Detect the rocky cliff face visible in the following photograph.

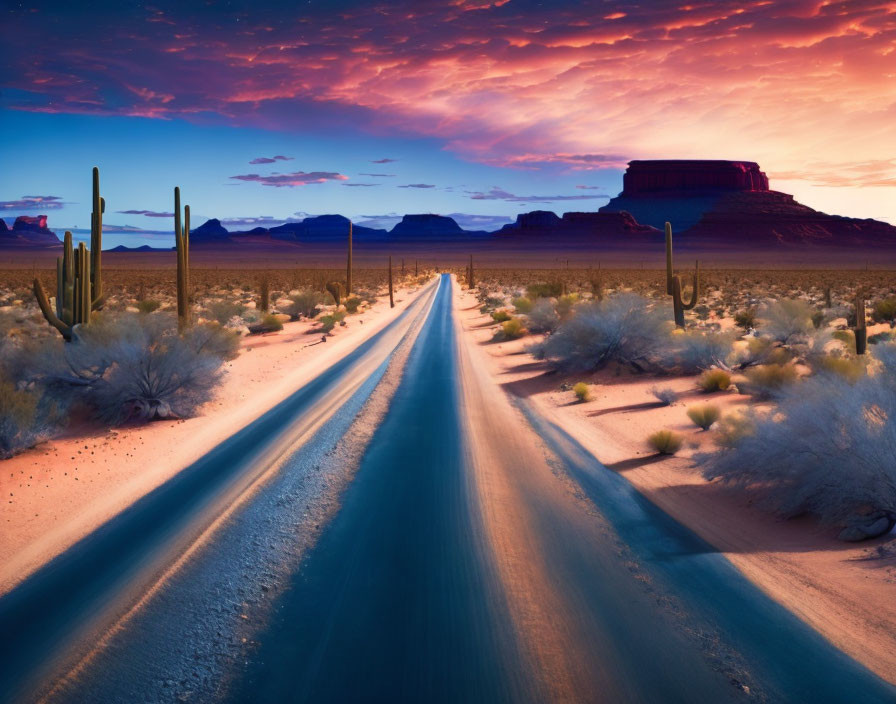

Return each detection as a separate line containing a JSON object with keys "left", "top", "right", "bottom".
{"left": 601, "top": 160, "right": 896, "bottom": 247}
{"left": 0, "top": 215, "right": 61, "bottom": 246}
{"left": 683, "top": 190, "right": 896, "bottom": 247}
{"left": 389, "top": 214, "right": 466, "bottom": 237}
{"left": 622, "top": 160, "right": 769, "bottom": 196}
{"left": 497, "top": 209, "right": 658, "bottom": 238}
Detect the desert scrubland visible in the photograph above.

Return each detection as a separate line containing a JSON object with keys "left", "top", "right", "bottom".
{"left": 455, "top": 262, "right": 896, "bottom": 683}
{"left": 0, "top": 263, "right": 433, "bottom": 593}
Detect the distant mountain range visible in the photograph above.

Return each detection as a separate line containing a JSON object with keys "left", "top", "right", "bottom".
{"left": 4, "top": 161, "right": 895, "bottom": 253}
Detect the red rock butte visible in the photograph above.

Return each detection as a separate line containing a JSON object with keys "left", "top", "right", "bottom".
{"left": 622, "top": 160, "right": 770, "bottom": 196}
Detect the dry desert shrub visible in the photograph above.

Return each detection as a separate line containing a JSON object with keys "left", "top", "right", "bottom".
{"left": 697, "top": 369, "right": 732, "bottom": 392}
{"left": 700, "top": 345, "right": 896, "bottom": 533}
{"left": 648, "top": 430, "right": 682, "bottom": 455}
{"left": 687, "top": 404, "right": 721, "bottom": 431}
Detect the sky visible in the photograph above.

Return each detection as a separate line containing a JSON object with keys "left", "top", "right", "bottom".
{"left": 2, "top": 0, "right": 895, "bottom": 246}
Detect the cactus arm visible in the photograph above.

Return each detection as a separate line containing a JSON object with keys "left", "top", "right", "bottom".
{"left": 56, "top": 256, "right": 63, "bottom": 318}
{"left": 346, "top": 220, "right": 353, "bottom": 295}
{"left": 62, "top": 231, "right": 74, "bottom": 322}
{"left": 681, "top": 260, "right": 700, "bottom": 310}
{"left": 854, "top": 291, "right": 867, "bottom": 355}
{"left": 90, "top": 167, "right": 103, "bottom": 308}
{"left": 175, "top": 188, "right": 192, "bottom": 329}
{"left": 665, "top": 222, "right": 674, "bottom": 295}
{"left": 184, "top": 203, "right": 190, "bottom": 307}
{"left": 671, "top": 276, "right": 686, "bottom": 328}
{"left": 388, "top": 256, "right": 394, "bottom": 308}
{"left": 34, "top": 278, "right": 73, "bottom": 340}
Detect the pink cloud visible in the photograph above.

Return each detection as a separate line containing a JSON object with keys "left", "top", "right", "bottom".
{"left": 4, "top": 0, "right": 896, "bottom": 191}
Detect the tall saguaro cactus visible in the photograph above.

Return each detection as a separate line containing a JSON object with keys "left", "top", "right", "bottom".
{"left": 33, "top": 167, "right": 105, "bottom": 340}
{"left": 388, "top": 255, "right": 394, "bottom": 308}
{"left": 259, "top": 275, "right": 270, "bottom": 313}
{"left": 175, "top": 187, "right": 191, "bottom": 329}
{"left": 854, "top": 291, "right": 867, "bottom": 355}
{"left": 665, "top": 222, "right": 674, "bottom": 296}
{"left": 346, "top": 220, "right": 353, "bottom": 295}
{"left": 89, "top": 166, "right": 104, "bottom": 306}
{"left": 665, "top": 221, "right": 699, "bottom": 327}
{"left": 468, "top": 254, "right": 475, "bottom": 289}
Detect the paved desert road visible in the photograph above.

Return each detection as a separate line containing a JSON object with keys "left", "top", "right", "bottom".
{"left": 227, "top": 275, "right": 894, "bottom": 703}
{"left": 1, "top": 274, "right": 894, "bottom": 703}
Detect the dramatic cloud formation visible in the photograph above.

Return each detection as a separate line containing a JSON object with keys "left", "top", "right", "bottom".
{"left": 4, "top": 0, "right": 896, "bottom": 205}
{"left": 229, "top": 171, "right": 349, "bottom": 187}
{"left": 468, "top": 187, "right": 609, "bottom": 203}
{"left": 1, "top": 195, "right": 66, "bottom": 210}
{"left": 249, "top": 155, "right": 294, "bottom": 164}
{"left": 117, "top": 209, "right": 175, "bottom": 217}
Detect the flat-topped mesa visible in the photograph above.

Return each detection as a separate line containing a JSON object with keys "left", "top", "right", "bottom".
{"left": 622, "top": 160, "right": 769, "bottom": 197}
{"left": 390, "top": 214, "right": 464, "bottom": 237}
{"left": 1, "top": 214, "right": 60, "bottom": 246}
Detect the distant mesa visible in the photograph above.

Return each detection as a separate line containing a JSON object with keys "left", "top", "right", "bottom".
{"left": 621, "top": 160, "right": 770, "bottom": 197}
{"left": 268, "top": 214, "right": 384, "bottom": 241}
{"left": 191, "top": 218, "right": 230, "bottom": 241}
{"left": 107, "top": 244, "right": 169, "bottom": 253}
{"left": 601, "top": 159, "right": 896, "bottom": 246}
{"left": 3, "top": 162, "right": 894, "bottom": 257}
{"left": 390, "top": 214, "right": 467, "bottom": 237}
{"left": 13, "top": 215, "right": 51, "bottom": 232}
{"left": 189, "top": 213, "right": 473, "bottom": 242}
{"left": 0, "top": 214, "right": 61, "bottom": 246}
{"left": 497, "top": 209, "right": 658, "bottom": 238}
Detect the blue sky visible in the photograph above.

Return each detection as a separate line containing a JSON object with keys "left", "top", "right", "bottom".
{"left": 1, "top": 111, "right": 618, "bottom": 246}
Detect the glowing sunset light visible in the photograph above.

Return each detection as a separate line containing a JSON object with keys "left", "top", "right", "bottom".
{"left": 2, "top": 0, "right": 895, "bottom": 229}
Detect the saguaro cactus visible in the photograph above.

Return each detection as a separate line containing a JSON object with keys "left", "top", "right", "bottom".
{"left": 259, "top": 275, "right": 270, "bottom": 313}
{"left": 33, "top": 167, "right": 105, "bottom": 340}
{"left": 468, "top": 254, "right": 475, "bottom": 289}
{"left": 590, "top": 262, "right": 604, "bottom": 301}
{"left": 665, "top": 222, "right": 675, "bottom": 296}
{"left": 854, "top": 291, "right": 867, "bottom": 355}
{"left": 175, "top": 187, "right": 191, "bottom": 329}
{"left": 388, "top": 255, "right": 394, "bottom": 308}
{"left": 665, "top": 221, "right": 699, "bottom": 327}
{"left": 346, "top": 220, "right": 353, "bottom": 295}
{"left": 89, "top": 166, "right": 104, "bottom": 307}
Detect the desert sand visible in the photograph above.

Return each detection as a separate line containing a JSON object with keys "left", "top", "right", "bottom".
{"left": 0, "top": 283, "right": 431, "bottom": 595}
{"left": 455, "top": 284, "right": 896, "bottom": 685}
